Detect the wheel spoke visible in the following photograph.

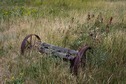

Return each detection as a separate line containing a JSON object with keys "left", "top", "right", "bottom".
{"left": 26, "top": 40, "right": 31, "bottom": 45}
{"left": 26, "top": 41, "right": 31, "bottom": 49}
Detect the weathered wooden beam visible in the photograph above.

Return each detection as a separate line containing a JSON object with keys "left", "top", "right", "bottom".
{"left": 39, "top": 43, "right": 78, "bottom": 55}
{"left": 39, "top": 43, "right": 76, "bottom": 60}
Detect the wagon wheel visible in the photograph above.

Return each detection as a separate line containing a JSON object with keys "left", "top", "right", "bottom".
{"left": 21, "top": 34, "right": 41, "bottom": 55}
{"left": 70, "top": 45, "right": 91, "bottom": 75}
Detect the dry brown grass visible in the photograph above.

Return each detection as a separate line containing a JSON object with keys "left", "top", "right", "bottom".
{"left": 0, "top": 0, "right": 126, "bottom": 83}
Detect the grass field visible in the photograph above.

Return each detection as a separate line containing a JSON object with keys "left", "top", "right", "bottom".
{"left": 0, "top": 0, "right": 126, "bottom": 84}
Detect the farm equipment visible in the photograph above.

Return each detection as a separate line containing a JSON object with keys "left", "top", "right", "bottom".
{"left": 20, "top": 34, "right": 91, "bottom": 75}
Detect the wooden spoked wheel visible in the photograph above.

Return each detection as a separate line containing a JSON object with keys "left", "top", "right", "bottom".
{"left": 21, "top": 34, "right": 41, "bottom": 55}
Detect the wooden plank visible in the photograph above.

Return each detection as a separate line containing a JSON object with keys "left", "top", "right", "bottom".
{"left": 40, "top": 43, "right": 78, "bottom": 55}
{"left": 39, "top": 48, "right": 75, "bottom": 60}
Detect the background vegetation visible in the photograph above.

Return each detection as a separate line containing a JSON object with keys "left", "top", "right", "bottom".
{"left": 0, "top": 0, "right": 126, "bottom": 84}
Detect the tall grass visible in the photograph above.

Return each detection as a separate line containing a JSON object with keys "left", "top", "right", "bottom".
{"left": 0, "top": 0, "right": 126, "bottom": 84}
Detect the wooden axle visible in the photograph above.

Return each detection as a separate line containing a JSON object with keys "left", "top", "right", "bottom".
{"left": 39, "top": 43, "right": 78, "bottom": 60}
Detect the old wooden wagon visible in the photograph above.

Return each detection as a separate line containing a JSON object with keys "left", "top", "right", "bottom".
{"left": 21, "top": 34, "right": 91, "bottom": 75}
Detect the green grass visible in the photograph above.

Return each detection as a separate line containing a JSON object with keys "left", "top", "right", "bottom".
{"left": 0, "top": 0, "right": 126, "bottom": 84}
